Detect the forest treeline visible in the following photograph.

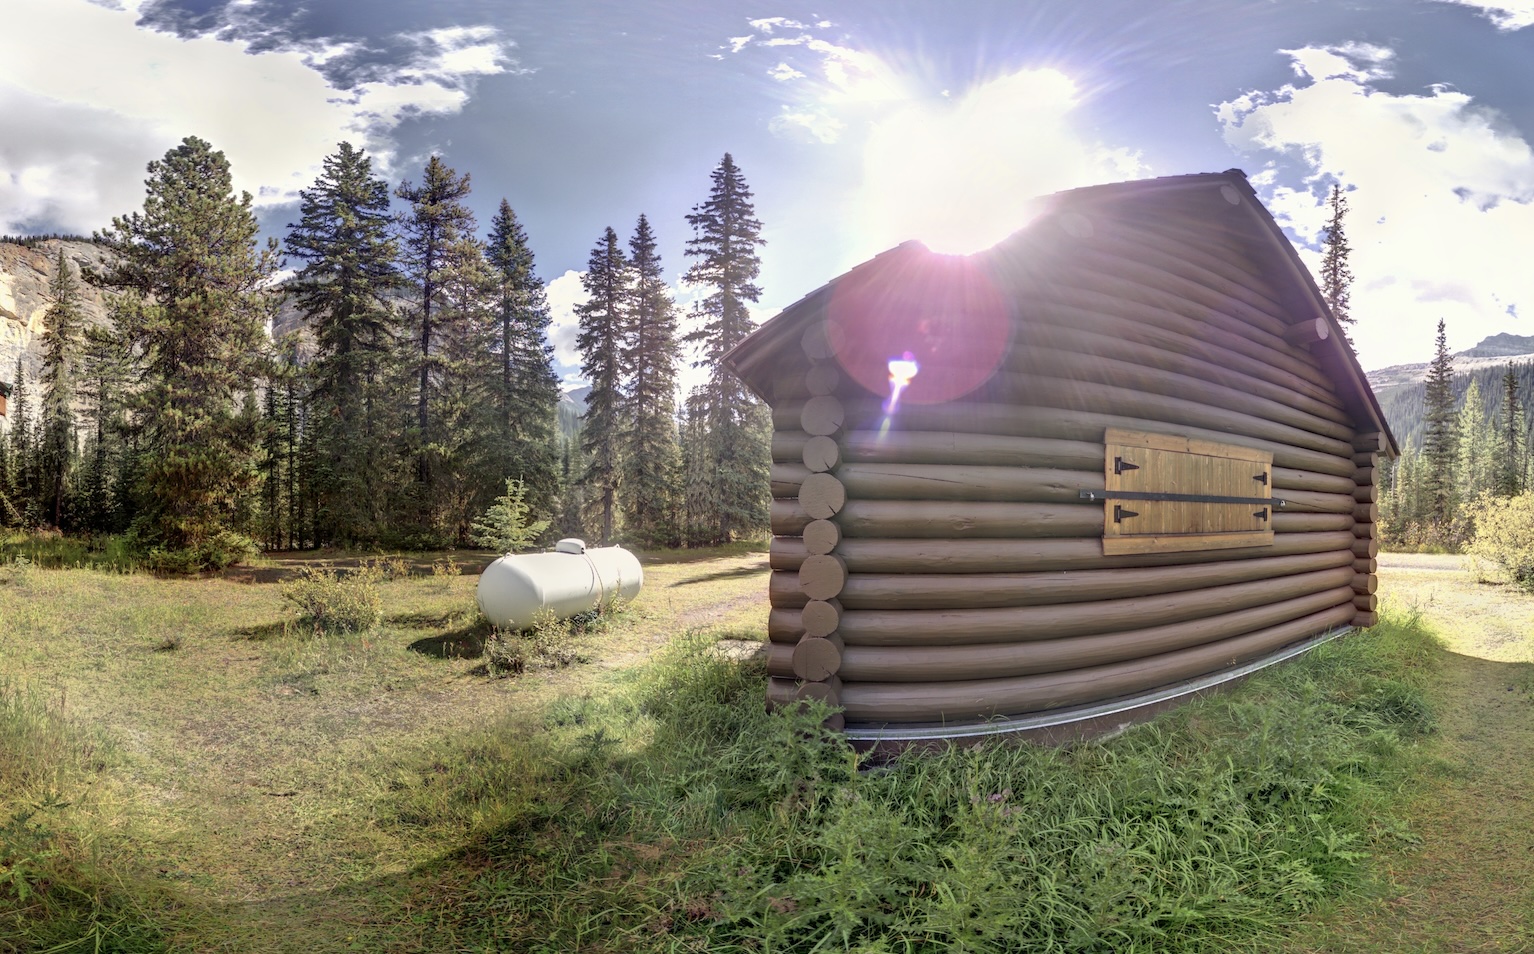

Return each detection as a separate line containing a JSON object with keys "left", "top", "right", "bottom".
{"left": 0, "top": 137, "right": 770, "bottom": 569}
{"left": 1378, "top": 319, "right": 1531, "bottom": 551}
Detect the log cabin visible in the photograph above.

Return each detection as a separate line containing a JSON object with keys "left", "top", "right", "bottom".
{"left": 721, "top": 170, "right": 1397, "bottom": 745}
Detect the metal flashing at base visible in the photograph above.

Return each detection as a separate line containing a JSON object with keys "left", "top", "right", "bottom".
{"left": 842, "top": 625, "right": 1356, "bottom": 743}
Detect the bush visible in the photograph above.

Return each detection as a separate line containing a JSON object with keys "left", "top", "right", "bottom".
{"left": 281, "top": 564, "right": 383, "bottom": 634}
{"left": 137, "top": 528, "right": 257, "bottom": 574}
{"left": 470, "top": 478, "right": 550, "bottom": 554}
{"left": 1464, "top": 492, "right": 1534, "bottom": 589}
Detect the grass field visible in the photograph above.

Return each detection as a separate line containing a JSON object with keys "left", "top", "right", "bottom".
{"left": 1, "top": 544, "right": 1531, "bottom": 952}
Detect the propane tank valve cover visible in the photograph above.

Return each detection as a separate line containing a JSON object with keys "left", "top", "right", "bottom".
{"left": 555, "top": 538, "right": 587, "bottom": 554}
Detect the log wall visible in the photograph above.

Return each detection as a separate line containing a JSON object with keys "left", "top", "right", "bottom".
{"left": 759, "top": 192, "right": 1381, "bottom": 730}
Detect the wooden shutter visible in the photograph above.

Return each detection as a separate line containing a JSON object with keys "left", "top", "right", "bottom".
{"left": 1101, "top": 428, "right": 1274, "bottom": 554}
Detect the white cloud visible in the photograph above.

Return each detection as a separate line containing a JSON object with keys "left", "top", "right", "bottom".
{"left": 0, "top": 0, "right": 516, "bottom": 233}
{"left": 768, "top": 106, "right": 845, "bottom": 143}
{"left": 855, "top": 68, "right": 1147, "bottom": 255}
{"left": 1431, "top": 0, "right": 1534, "bottom": 29}
{"left": 748, "top": 17, "right": 809, "bottom": 33}
{"left": 1218, "top": 43, "right": 1534, "bottom": 370}
{"left": 768, "top": 62, "right": 805, "bottom": 81}
{"left": 545, "top": 269, "right": 585, "bottom": 371}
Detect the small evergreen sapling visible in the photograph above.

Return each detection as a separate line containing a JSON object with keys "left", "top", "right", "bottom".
{"left": 471, "top": 477, "right": 550, "bottom": 554}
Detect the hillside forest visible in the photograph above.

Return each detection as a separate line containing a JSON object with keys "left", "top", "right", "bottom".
{"left": 0, "top": 137, "right": 771, "bottom": 569}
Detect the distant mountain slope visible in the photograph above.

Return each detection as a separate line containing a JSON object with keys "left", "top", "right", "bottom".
{"left": 558, "top": 386, "right": 590, "bottom": 441}
{"left": 1367, "top": 334, "right": 1534, "bottom": 450}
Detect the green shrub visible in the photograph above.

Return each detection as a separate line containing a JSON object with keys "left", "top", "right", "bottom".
{"left": 1464, "top": 492, "right": 1534, "bottom": 589}
{"left": 470, "top": 478, "right": 550, "bottom": 554}
{"left": 138, "top": 528, "right": 257, "bottom": 574}
{"left": 280, "top": 564, "right": 383, "bottom": 634}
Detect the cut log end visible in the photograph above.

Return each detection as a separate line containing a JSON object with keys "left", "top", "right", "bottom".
{"left": 803, "top": 518, "right": 842, "bottom": 555}
{"left": 805, "top": 363, "right": 841, "bottom": 396}
{"left": 1352, "top": 611, "right": 1379, "bottom": 629}
{"left": 793, "top": 634, "right": 845, "bottom": 681}
{"left": 801, "top": 395, "right": 847, "bottom": 437}
{"left": 803, "top": 435, "right": 842, "bottom": 472}
{"left": 801, "top": 598, "right": 843, "bottom": 638}
{"left": 799, "top": 553, "right": 848, "bottom": 601}
{"left": 799, "top": 472, "right": 848, "bottom": 520}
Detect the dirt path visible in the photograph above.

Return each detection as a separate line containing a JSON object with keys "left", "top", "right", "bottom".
{"left": 1286, "top": 554, "right": 1534, "bottom": 953}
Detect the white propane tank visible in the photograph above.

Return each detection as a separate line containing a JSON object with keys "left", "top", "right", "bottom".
{"left": 476, "top": 539, "right": 643, "bottom": 629}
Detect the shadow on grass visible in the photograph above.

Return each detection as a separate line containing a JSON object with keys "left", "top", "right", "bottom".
{"left": 231, "top": 620, "right": 292, "bottom": 641}
{"left": 407, "top": 620, "right": 492, "bottom": 660}
{"left": 668, "top": 561, "right": 770, "bottom": 587}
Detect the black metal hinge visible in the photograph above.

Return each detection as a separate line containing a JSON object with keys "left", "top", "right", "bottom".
{"left": 1114, "top": 456, "right": 1139, "bottom": 475}
{"left": 1082, "top": 490, "right": 1286, "bottom": 508}
{"left": 1113, "top": 505, "right": 1140, "bottom": 523}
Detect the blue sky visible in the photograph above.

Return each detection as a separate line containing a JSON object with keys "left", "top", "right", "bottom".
{"left": 3, "top": 0, "right": 1533, "bottom": 388}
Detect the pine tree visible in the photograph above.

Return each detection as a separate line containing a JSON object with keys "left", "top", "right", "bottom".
{"left": 39, "top": 249, "right": 85, "bottom": 528}
{"left": 1422, "top": 319, "right": 1459, "bottom": 525}
{"left": 284, "top": 141, "right": 403, "bottom": 545}
{"left": 1320, "top": 183, "right": 1355, "bottom": 342}
{"left": 485, "top": 200, "right": 561, "bottom": 519}
{"left": 1456, "top": 378, "right": 1495, "bottom": 502}
{"left": 678, "top": 386, "right": 719, "bottom": 546}
{"left": 682, "top": 153, "right": 771, "bottom": 544}
{"left": 91, "top": 136, "right": 276, "bottom": 568}
{"left": 575, "top": 227, "right": 630, "bottom": 544}
{"left": 620, "top": 214, "right": 682, "bottom": 547}
{"left": 3, "top": 359, "right": 34, "bottom": 527}
{"left": 77, "top": 323, "right": 130, "bottom": 533}
{"left": 1496, "top": 363, "right": 1523, "bottom": 497}
{"left": 396, "top": 156, "right": 482, "bottom": 541}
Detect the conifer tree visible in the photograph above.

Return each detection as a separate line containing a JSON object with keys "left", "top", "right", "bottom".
{"left": 77, "top": 323, "right": 130, "bottom": 533}
{"left": 682, "top": 153, "right": 771, "bottom": 544}
{"left": 678, "top": 386, "right": 719, "bottom": 546}
{"left": 285, "top": 141, "right": 402, "bottom": 545}
{"left": 92, "top": 136, "right": 276, "bottom": 568}
{"left": 39, "top": 250, "right": 85, "bottom": 528}
{"left": 1422, "top": 319, "right": 1459, "bottom": 525}
{"left": 575, "top": 227, "right": 630, "bottom": 544}
{"left": 396, "top": 156, "right": 483, "bottom": 540}
{"left": 1496, "top": 363, "right": 1523, "bottom": 497}
{"left": 1456, "top": 379, "right": 1495, "bottom": 502}
{"left": 1320, "top": 183, "right": 1354, "bottom": 343}
{"left": 3, "top": 359, "right": 34, "bottom": 526}
{"left": 620, "top": 213, "right": 682, "bottom": 546}
{"left": 485, "top": 200, "right": 561, "bottom": 518}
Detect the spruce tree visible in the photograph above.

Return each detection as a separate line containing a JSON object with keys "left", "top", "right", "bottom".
{"left": 396, "top": 156, "right": 480, "bottom": 540}
{"left": 1456, "top": 379, "right": 1495, "bottom": 502}
{"left": 3, "top": 359, "right": 33, "bottom": 527}
{"left": 1320, "top": 183, "right": 1355, "bottom": 343}
{"left": 284, "top": 141, "right": 402, "bottom": 545}
{"left": 575, "top": 227, "right": 630, "bottom": 544}
{"left": 682, "top": 153, "right": 771, "bottom": 544}
{"left": 620, "top": 214, "right": 682, "bottom": 547}
{"left": 77, "top": 323, "right": 130, "bottom": 533}
{"left": 92, "top": 136, "right": 276, "bottom": 568}
{"left": 1496, "top": 363, "right": 1523, "bottom": 497}
{"left": 485, "top": 200, "right": 561, "bottom": 519}
{"left": 1422, "top": 319, "right": 1459, "bottom": 525}
{"left": 39, "top": 249, "right": 85, "bottom": 528}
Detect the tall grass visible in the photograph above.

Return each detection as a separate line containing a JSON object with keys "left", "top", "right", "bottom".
{"left": 0, "top": 680, "right": 169, "bottom": 953}
{"left": 394, "top": 611, "right": 1437, "bottom": 953}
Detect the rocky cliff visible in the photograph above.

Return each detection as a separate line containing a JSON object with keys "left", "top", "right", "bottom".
{"left": 0, "top": 240, "right": 116, "bottom": 407}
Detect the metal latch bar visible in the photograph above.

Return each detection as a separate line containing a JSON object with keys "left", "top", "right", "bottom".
{"left": 1081, "top": 490, "right": 1286, "bottom": 508}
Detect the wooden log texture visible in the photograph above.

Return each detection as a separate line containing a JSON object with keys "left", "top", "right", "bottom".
{"left": 765, "top": 676, "right": 799, "bottom": 709}
{"left": 772, "top": 497, "right": 812, "bottom": 536}
{"left": 1003, "top": 314, "right": 1350, "bottom": 425}
{"left": 803, "top": 519, "right": 841, "bottom": 554}
{"left": 799, "top": 473, "right": 847, "bottom": 519}
{"left": 806, "top": 401, "right": 1358, "bottom": 478}
{"left": 1352, "top": 452, "right": 1379, "bottom": 469}
{"left": 770, "top": 536, "right": 808, "bottom": 571}
{"left": 799, "top": 554, "right": 848, "bottom": 602}
{"left": 837, "top": 430, "right": 1103, "bottom": 470}
{"left": 1273, "top": 489, "right": 1358, "bottom": 514}
{"left": 773, "top": 430, "right": 810, "bottom": 463}
{"left": 833, "top": 550, "right": 1353, "bottom": 611}
{"left": 1354, "top": 558, "right": 1377, "bottom": 574}
{"left": 801, "top": 599, "right": 842, "bottom": 638}
{"left": 1352, "top": 482, "right": 1379, "bottom": 504}
{"left": 767, "top": 640, "right": 795, "bottom": 679}
{"left": 1354, "top": 593, "right": 1378, "bottom": 612}
{"left": 1352, "top": 573, "right": 1377, "bottom": 595}
{"left": 1352, "top": 537, "right": 1380, "bottom": 559}
{"left": 1352, "top": 432, "right": 1386, "bottom": 453}
{"left": 803, "top": 435, "right": 841, "bottom": 472}
{"left": 793, "top": 634, "right": 845, "bottom": 681}
{"left": 823, "top": 500, "right": 1350, "bottom": 540}
{"left": 805, "top": 362, "right": 841, "bottom": 396}
{"left": 1354, "top": 467, "right": 1377, "bottom": 487}
{"left": 1015, "top": 291, "right": 1343, "bottom": 411}
{"left": 996, "top": 347, "right": 1354, "bottom": 443}
{"left": 800, "top": 395, "right": 845, "bottom": 437}
{"left": 834, "top": 566, "right": 1355, "bottom": 646}
{"left": 1352, "top": 611, "right": 1379, "bottom": 628}
{"left": 838, "top": 586, "right": 1354, "bottom": 682}
{"left": 1354, "top": 502, "right": 1379, "bottom": 524}
{"left": 796, "top": 675, "right": 842, "bottom": 704}
{"left": 833, "top": 530, "right": 1357, "bottom": 574}
{"left": 838, "top": 463, "right": 1100, "bottom": 503}
{"left": 1282, "top": 315, "right": 1331, "bottom": 347}
{"left": 771, "top": 462, "right": 810, "bottom": 498}
{"left": 838, "top": 604, "right": 1357, "bottom": 723}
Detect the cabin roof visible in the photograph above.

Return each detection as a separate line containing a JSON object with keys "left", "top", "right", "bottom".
{"left": 724, "top": 170, "right": 1397, "bottom": 457}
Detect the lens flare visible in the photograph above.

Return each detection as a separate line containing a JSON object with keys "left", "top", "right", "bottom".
{"left": 885, "top": 352, "right": 919, "bottom": 414}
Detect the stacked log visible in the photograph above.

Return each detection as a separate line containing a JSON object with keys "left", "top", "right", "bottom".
{"left": 752, "top": 186, "right": 1384, "bottom": 730}
{"left": 1351, "top": 433, "right": 1383, "bottom": 627}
